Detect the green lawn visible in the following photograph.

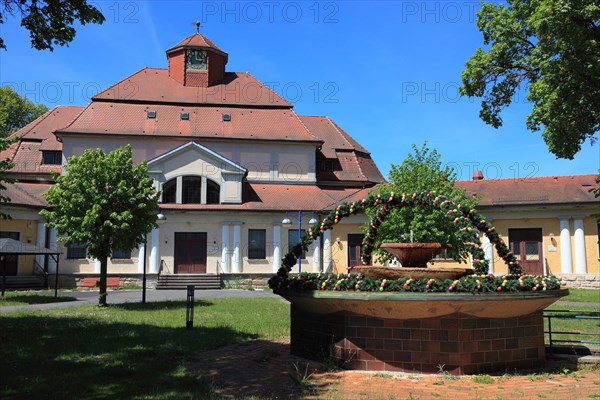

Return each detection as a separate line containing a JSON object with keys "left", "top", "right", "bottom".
{"left": 544, "top": 304, "right": 600, "bottom": 346}
{"left": 0, "top": 291, "right": 77, "bottom": 306}
{"left": 0, "top": 298, "right": 290, "bottom": 399}
{"left": 561, "top": 289, "right": 600, "bottom": 303}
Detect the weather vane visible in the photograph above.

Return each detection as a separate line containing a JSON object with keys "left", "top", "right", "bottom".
{"left": 193, "top": 21, "right": 200, "bottom": 33}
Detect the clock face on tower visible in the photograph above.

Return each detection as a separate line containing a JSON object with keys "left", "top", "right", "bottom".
{"left": 186, "top": 50, "right": 208, "bottom": 70}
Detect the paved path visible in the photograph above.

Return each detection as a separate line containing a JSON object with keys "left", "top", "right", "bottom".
{"left": 2, "top": 291, "right": 597, "bottom": 314}
{"left": 3, "top": 290, "right": 599, "bottom": 398}
{"left": 0, "top": 288, "right": 278, "bottom": 313}
{"left": 188, "top": 339, "right": 600, "bottom": 399}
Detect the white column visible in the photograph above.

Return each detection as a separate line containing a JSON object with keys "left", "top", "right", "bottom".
{"left": 175, "top": 176, "right": 183, "bottom": 204}
{"left": 201, "top": 176, "right": 207, "bottom": 204}
{"left": 221, "top": 224, "right": 230, "bottom": 273}
{"left": 35, "top": 221, "right": 46, "bottom": 269}
{"left": 232, "top": 223, "right": 241, "bottom": 273}
{"left": 137, "top": 242, "right": 146, "bottom": 273}
{"left": 47, "top": 228, "right": 58, "bottom": 274}
{"left": 94, "top": 259, "right": 101, "bottom": 274}
{"left": 482, "top": 234, "right": 494, "bottom": 274}
{"left": 273, "top": 224, "right": 281, "bottom": 273}
{"left": 312, "top": 236, "right": 321, "bottom": 272}
{"left": 149, "top": 227, "right": 159, "bottom": 273}
{"left": 559, "top": 218, "right": 573, "bottom": 274}
{"left": 573, "top": 218, "right": 587, "bottom": 274}
{"left": 323, "top": 230, "right": 332, "bottom": 272}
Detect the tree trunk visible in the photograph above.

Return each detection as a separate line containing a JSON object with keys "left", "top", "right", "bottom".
{"left": 98, "top": 255, "right": 108, "bottom": 307}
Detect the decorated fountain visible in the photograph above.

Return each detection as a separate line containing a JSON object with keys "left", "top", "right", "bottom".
{"left": 269, "top": 191, "right": 567, "bottom": 375}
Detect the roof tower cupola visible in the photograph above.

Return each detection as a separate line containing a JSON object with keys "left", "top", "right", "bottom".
{"left": 166, "top": 30, "right": 228, "bottom": 87}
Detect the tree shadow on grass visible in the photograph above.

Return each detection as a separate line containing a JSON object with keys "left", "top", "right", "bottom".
{"left": 0, "top": 305, "right": 259, "bottom": 399}
{"left": 114, "top": 299, "right": 213, "bottom": 311}
{"left": 187, "top": 339, "right": 325, "bottom": 399}
{"left": 0, "top": 294, "right": 77, "bottom": 306}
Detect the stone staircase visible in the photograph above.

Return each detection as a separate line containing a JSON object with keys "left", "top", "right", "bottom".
{"left": 0, "top": 276, "right": 46, "bottom": 290}
{"left": 156, "top": 274, "right": 221, "bottom": 290}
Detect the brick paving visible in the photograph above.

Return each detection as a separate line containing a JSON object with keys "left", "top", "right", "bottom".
{"left": 188, "top": 339, "right": 600, "bottom": 399}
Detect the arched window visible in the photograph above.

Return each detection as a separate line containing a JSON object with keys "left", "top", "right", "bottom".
{"left": 206, "top": 179, "right": 220, "bottom": 204}
{"left": 161, "top": 176, "right": 221, "bottom": 205}
{"left": 182, "top": 176, "right": 202, "bottom": 204}
{"left": 162, "top": 179, "right": 177, "bottom": 203}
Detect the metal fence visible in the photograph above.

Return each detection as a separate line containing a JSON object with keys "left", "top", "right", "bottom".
{"left": 544, "top": 309, "right": 600, "bottom": 355}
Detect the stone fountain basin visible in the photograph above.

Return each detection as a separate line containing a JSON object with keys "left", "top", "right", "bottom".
{"left": 279, "top": 289, "right": 568, "bottom": 319}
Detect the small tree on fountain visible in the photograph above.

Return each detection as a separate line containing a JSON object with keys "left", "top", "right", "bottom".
{"left": 367, "top": 142, "right": 478, "bottom": 264}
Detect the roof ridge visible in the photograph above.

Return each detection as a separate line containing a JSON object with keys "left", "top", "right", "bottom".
{"left": 456, "top": 173, "right": 599, "bottom": 183}
{"left": 321, "top": 188, "right": 368, "bottom": 211}
{"left": 325, "top": 117, "right": 356, "bottom": 152}
{"left": 242, "top": 71, "right": 292, "bottom": 108}
{"left": 292, "top": 110, "right": 321, "bottom": 143}
{"left": 92, "top": 67, "right": 151, "bottom": 101}
{"left": 10, "top": 107, "right": 55, "bottom": 139}
{"left": 55, "top": 102, "right": 94, "bottom": 133}
{"left": 9, "top": 181, "right": 46, "bottom": 205}
{"left": 299, "top": 115, "right": 328, "bottom": 119}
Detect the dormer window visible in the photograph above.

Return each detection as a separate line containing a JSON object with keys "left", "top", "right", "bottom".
{"left": 186, "top": 50, "right": 207, "bottom": 70}
{"left": 42, "top": 151, "right": 62, "bottom": 165}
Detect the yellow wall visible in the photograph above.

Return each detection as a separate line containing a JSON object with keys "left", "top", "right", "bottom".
{"left": 583, "top": 217, "right": 599, "bottom": 274}
{"left": 484, "top": 216, "right": 598, "bottom": 275}
{"left": 327, "top": 218, "right": 367, "bottom": 274}
{"left": 0, "top": 217, "right": 40, "bottom": 275}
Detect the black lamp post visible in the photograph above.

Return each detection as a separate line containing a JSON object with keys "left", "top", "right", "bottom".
{"left": 282, "top": 211, "right": 318, "bottom": 273}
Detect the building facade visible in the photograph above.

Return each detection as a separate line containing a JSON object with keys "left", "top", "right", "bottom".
{"left": 456, "top": 173, "right": 599, "bottom": 288}
{"left": 1, "top": 33, "right": 597, "bottom": 288}
{"left": 0, "top": 33, "right": 384, "bottom": 286}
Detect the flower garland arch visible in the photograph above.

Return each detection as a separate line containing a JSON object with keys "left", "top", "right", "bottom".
{"left": 269, "top": 190, "right": 561, "bottom": 293}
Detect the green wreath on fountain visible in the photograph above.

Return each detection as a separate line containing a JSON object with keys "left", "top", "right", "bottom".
{"left": 268, "top": 190, "right": 561, "bottom": 293}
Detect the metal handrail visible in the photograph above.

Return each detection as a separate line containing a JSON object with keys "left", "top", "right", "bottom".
{"left": 544, "top": 309, "right": 600, "bottom": 354}
{"left": 33, "top": 260, "right": 49, "bottom": 288}
{"left": 159, "top": 259, "right": 171, "bottom": 275}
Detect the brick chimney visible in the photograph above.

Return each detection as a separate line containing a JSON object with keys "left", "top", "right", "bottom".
{"left": 166, "top": 33, "right": 228, "bottom": 87}
{"left": 473, "top": 170, "right": 484, "bottom": 180}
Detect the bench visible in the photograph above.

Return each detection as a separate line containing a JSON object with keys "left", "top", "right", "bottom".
{"left": 81, "top": 277, "right": 121, "bottom": 288}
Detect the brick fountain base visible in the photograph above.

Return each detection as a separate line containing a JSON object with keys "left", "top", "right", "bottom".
{"left": 281, "top": 290, "right": 568, "bottom": 375}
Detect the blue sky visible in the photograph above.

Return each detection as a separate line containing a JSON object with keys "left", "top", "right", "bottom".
{"left": 1, "top": 1, "right": 598, "bottom": 180}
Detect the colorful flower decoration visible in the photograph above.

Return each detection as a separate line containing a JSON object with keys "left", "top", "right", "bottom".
{"left": 267, "top": 190, "right": 561, "bottom": 293}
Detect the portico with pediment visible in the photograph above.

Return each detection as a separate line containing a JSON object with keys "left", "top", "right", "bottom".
{"left": 147, "top": 141, "right": 247, "bottom": 206}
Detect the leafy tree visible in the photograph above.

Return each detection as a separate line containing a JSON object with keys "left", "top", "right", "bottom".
{"left": 1, "top": 0, "right": 105, "bottom": 50}
{"left": 460, "top": 0, "right": 600, "bottom": 159}
{"left": 591, "top": 175, "right": 600, "bottom": 222}
{"left": 0, "top": 136, "right": 15, "bottom": 219}
{"left": 0, "top": 86, "right": 49, "bottom": 137}
{"left": 41, "top": 146, "right": 160, "bottom": 306}
{"left": 366, "top": 142, "right": 478, "bottom": 263}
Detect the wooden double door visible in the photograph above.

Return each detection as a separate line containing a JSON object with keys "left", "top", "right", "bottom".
{"left": 174, "top": 232, "right": 207, "bottom": 274}
{"left": 508, "top": 228, "right": 543, "bottom": 275}
{"left": 347, "top": 234, "right": 364, "bottom": 271}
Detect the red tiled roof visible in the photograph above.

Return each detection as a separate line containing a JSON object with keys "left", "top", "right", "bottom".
{"left": 456, "top": 174, "right": 599, "bottom": 206}
{"left": 57, "top": 102, "right": 320, "bottom": 143}
{"left": 4, "top": 141, "right": 60, "bottom": 175}
{"left": 9, "top": 106, "right": 82, "bottom": 145}
{"left": 300, "top": 116, "right": 369, "bottom": 158}
{"left": 300, "top": 116, "right": 384, "bottom": 184}
{"left": 0, "top": 182, "right": 52, "bottom": 208}
{"left": 355, "top": 152, "right": 386, "bottom": 183}
{"left": 91, "top": 68, "right": 291, "bottom": 107}
{"left": 159, "top": 183, "right": 369, "bottom": 212}
{"left": 1, "top": 106, "right": 81, "bottom": 175}
{"left": 166, "top": 33, "right": 227, "bottom": 56}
